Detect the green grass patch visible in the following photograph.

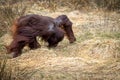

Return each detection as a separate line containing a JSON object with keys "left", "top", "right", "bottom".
{"left": 97, "top": 32, "right": 120, "bottom": 39}
{"left": 0, "top": 44, "right": 5, "bottom": 52}
{"left": 0, "top": 58, "right": 12, "bottom": 80}
{"left": 0, "top": 58, "right": 37, "bottom": 80}
{"left": 77, "top": 31, "right": 94, "bottom": 42}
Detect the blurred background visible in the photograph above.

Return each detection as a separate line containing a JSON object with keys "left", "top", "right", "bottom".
{"left": 0, "top": 0, "right": 120, "bottom": 80}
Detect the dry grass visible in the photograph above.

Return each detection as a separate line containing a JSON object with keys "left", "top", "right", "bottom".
{"left": 0, "top": 2, "right": 120, "bottom": 80}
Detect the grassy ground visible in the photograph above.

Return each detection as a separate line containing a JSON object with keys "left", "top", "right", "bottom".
{"left": 0, "top": 3, "right": 120, "bottom": 80}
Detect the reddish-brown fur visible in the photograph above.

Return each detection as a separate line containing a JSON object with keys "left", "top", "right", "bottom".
{"left": 11, "top": 19, "right": 18, "bottom": 37}
{"left": 6, "top": 14, "right": 76, "bottom": 58}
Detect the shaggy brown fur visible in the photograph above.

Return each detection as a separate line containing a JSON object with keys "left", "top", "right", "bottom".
{"left": 6, "top": 14, "right": 76, "bottom": 58}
